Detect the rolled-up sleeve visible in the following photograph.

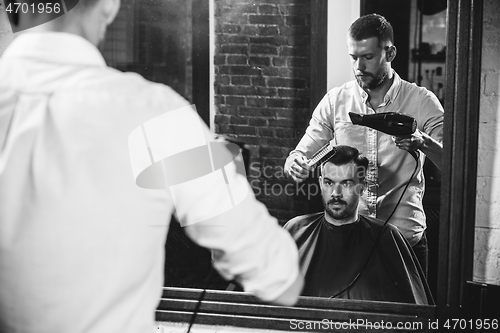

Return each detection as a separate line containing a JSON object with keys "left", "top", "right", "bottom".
{"left": 288, "top": 94, "right": 335, "bottom": 161}
{"left": 418, "top": 90, "right": 444, "bottom": 143}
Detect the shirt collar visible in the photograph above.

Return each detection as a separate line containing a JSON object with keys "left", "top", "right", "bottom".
{"left": 2, "top": 32, "right": 106, "bottom": 67}
{"left": 356, "top": 70, "right": 402, "bottom": 105}
{"left": 385, "top": 70, "right": 402, "bottom": 104}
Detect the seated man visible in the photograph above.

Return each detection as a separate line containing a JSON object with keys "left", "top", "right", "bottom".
{"left": 284, "top": 145, "right": 432, "bottom": 304}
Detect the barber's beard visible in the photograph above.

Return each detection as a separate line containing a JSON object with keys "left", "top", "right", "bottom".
{"left": 356, "top": 66, "right": 389, "bottom": 90}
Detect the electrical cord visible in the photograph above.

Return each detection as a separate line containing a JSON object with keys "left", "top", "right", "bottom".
{"left": 186, "top": 265, "right": 215, "bottom": 333}
{"left": 329, "top": 150, "right": 420, "bottom": 299}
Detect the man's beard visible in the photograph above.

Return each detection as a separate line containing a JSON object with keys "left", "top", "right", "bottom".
{"left": 356, "top": 66, "right": 389, "bottom": 90}
{"left": 323, "top": 198, "right": 351, "bottom": 220}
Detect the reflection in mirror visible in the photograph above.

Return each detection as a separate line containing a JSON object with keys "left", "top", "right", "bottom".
{"left": 101, "top": 0, "right": 446, "bottom": 306}
{"left": 292, "top": 0, "right": 445, "bottom": 305}
{"left": 330, "top": 0, "right": 445, "bottom": 302}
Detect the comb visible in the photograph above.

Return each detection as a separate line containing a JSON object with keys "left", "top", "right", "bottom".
{"left": 306, "top": 141, "right": 337, "bottom": 168}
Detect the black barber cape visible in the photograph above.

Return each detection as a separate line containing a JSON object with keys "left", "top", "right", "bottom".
{"left": 284, "top": 213, "right": 433, "bottom": 304}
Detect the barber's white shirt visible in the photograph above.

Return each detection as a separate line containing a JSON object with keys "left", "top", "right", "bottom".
{"left": 0, "top": 32, "right": 298, "bottom": 333}
{"left": 289, "top": 72, "right": 444, "bottom": 246}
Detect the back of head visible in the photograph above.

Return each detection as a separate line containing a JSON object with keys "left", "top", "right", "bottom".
{"left": 4, "top": 0, "right": 119, "bottom": 45}
{"left": 322, "top": 146, "right": 369, "bottom": 182}
{"left": 3, "top": 0, "right": 100, "bottom": 23}
{"left": 348, "top": 13, "right": 394, "bottom": 47}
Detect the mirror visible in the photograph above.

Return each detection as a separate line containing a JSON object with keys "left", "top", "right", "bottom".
{"left": 98, "top": 0, "right": 458, "bottom": 309}
{"left": 99, "top": 0, "right": 447, "bottom": 306}
{"left": 0, "top": 0, "right": 482, "bottom": 328}
{"left": 158, "top": 0, "right": 485, "bottom": 324}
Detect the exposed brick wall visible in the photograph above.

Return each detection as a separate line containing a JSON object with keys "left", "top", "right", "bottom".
{"left": 214, "top": 0, "right": 318, "bottom": 224}
{"left": 474, "top": 0, "right": 500, "bottom": 285}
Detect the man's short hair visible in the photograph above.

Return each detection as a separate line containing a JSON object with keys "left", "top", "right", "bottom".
{"left": 321, "top": 146, "right": 369, "bottom": 183}
{"left": 3, "top": 0, "right": 101, "bottom": 26}
{"left": 348, "top": 13, "right": 394, "bottom": 47}
{"left": 3, "top": 0, "right": 101, "bottom": 12}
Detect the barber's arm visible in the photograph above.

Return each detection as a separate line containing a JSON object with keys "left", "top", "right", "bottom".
{"left": 285, "top": 95, "right": 334, "bottom": 182}
{"left": 394, "top": 129, "right": 442, "bottom": 169}
{"left": 394, "top": 91, "right": 443, "bottom": 169}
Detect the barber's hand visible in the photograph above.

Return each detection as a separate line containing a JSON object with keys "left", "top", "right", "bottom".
{"left": 394, "top": 129, "right": 425, "bottom": 152}
{"left": 285, "top": 154, "right": 312, "bottom": 183}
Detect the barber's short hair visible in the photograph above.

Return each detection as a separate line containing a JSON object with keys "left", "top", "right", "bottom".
{"left": 321, "top": 146, "right": 369, "bottom": 183}
{"left": 348, "top": 13, "right": 394, "bottom": 47}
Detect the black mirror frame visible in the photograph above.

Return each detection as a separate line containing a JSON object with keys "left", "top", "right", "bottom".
{"left": 438, "top": 0, "right": 483, "bottom": 319}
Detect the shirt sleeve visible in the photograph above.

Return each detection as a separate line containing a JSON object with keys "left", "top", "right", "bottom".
{"left": 286, "top": 93, "right": 335, "bottom": 163}
{"left": 417, "top": 89, "right": 444, "bottom": 143}
{"left": 172, "top": 115, "right": 300, "bottom": 302}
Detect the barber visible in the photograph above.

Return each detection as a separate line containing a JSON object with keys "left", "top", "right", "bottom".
{"left": 284, "top": 14, "right": 443, "bottom": 275}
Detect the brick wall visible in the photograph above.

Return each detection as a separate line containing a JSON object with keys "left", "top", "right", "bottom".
{"left": 214, "top": 0, "right": 320, "bottom": 224}
{"left": 474, "top": 0, "right": 500, "bottom": 285}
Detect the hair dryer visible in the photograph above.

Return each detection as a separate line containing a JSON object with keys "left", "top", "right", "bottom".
{"left": 348, "top": 112, "right": 417, "bottom": 136}
{"left": 349, "top": 112, "right": 419, "bottom": 161}
{"left": 306, "top": 113, "right": 418, "bottom": 169}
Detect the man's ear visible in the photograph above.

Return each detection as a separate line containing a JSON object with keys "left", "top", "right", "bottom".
{"left": 318, "top": 176, "right": 323, "bottom": 189}
{"left": 385, "top": 45, "right": 397, "bottom": 62}
{"left": 103, "top": 0, "right": 121, "bottom": 26}
{"left": 357, "top": 181, "right": 366, "bottom": 196}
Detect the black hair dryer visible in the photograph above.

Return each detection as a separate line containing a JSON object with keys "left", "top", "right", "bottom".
{"left": 348, "top": 112, "right": 417, "bottom": 136}
{"left": 349, "top": 112, "right": 419, "bottom": 161}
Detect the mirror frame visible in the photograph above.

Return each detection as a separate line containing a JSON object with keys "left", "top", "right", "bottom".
{"left": 437, "top": 0, "right": 483, "bottom": 319}
{"left": 156, "top": 0, "right": 484, "bottom": 329}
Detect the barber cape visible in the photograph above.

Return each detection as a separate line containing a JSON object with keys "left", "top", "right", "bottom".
{"left": 284, "top": 213, "right": 433, "bottom": 304}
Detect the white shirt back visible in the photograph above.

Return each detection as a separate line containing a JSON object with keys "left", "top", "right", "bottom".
{"left": 0, "top": 32, "right": 298, "bottom": 333}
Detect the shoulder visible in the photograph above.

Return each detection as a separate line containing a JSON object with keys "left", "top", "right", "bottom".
{"left": 80, "top": 67, "right": 185, "bottom": 104}
{"left": 58, "top": 66, "right": 190, "bottom": 120}
{"left": 359, "top": 215, "right": 402, "bottom": 236}
{"left": 398, "top": 78, "right": 441, "bottom": 104}
{"left": 359, "top": 215, "right": 385, "bottom": 228}
{"left": 399, "top": 79, "right": 426, "bottom": 93}
{"left": 283, "top": 212, "right": 324, "bottom": 232}
{"left": 314, "top": 81, "right": 360, "bottom": 113}
{"left": 325, "top": 80, "right": 359, "bottom": 100}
